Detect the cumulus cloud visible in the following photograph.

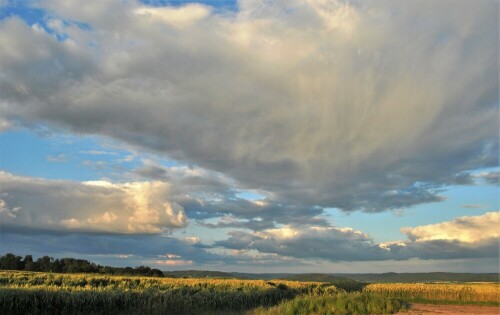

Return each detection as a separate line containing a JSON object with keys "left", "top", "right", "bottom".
{"left": 216, "top": 212, "right": 500, "bottom": 261}
{"left": 401, "top": 212, "right": 500, "bottom": 243}
{"left": 0, "top": 172, "right": 187, "bottom": 234}
{"left": 132, "top": 162, "right": 329, "bottom": 229}
{"left": 0, "top": 198, "right": 21, "bottom": 219}
{"left": 0, "top": 0, "right": 497, "bottom": 214}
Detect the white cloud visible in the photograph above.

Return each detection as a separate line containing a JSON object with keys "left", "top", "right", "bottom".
{"left": 0, "top": 172, "right": 187, "bottom": 234}
{"left": 401, "top": 212, "right": 500, "bottom": 243}
{"left": 0, "top": 199, "right": 21, "bottom": 218}
{"left": 135, "top": 4, "right": 211, "bottom": 28}
{"left": 184, "top": 236, "right": 200, "bottom": 244}
{"left": 0, "top": 117, "right": 12, "bottom": 131}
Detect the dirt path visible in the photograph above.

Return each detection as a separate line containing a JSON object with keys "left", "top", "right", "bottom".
{"left": 396, "top": 303, "right": 500, "bottom": 315}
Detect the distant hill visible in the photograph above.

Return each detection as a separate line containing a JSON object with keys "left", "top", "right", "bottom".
{"left": 273, "top": 273, "right": 351, "bottom": 282}
{"left": 229, "top": 272, "right": 290, "bottom": 280}
{"left": 164, "top": 270, "right": 241, "bottom": 279}
{"left": 3, "top": 253, "right": 496, "bottom": 283}
{"left": 335, "top": 272, "right": 499, "bottom": 283}
{"left": 163, "top": 271, "right": 499, "bottom": 283}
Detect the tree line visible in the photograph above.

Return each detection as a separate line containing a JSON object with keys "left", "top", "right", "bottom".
{"left": 0, "top": 253, "right": 164, "bottom": 277}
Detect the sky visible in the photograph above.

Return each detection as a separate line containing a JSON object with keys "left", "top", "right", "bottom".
{"left": 0, "top": 0, "right": 498, "bottom": 273}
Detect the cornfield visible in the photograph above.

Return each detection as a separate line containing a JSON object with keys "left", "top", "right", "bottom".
{"left": 250, "top": 292, "right": 407, "bottom": 315}
{"left": 1, "top": 271, "right": 498, "bottom": 314}
{"left": 364, "top": 283, "right": 500, "bottom": 305}
{"left": 0, "top": 271, "right": 327, "bottom": 314}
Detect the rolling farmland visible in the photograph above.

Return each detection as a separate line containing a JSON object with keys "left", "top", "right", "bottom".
{"left": 0, "top": 270, "right": 498, "bottom": 314}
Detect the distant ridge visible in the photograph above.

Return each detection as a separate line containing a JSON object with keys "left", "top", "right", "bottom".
{"left": 2, "top": 253, "right": 497, "bottom": 283}
{"left": 273, "top": 273, "right": 351, "bottom": 282}
{"left": 333, "top": 272, "right": 499, "bottom": 283}
{"left": 164, "top": 270, "right": 240, "bottom": 279}
{"left": 165, "top": 271, "right": 499, "bottom": 283}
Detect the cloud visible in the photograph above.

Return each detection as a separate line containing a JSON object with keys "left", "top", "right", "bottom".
{"left": 216, "top": 212, "right": 500, "bottom": 261}
{"left": 0, "top": 228, "right": 308, "bottom": 270}
{"left": 0, "top": 198, "right": 21, "bottom": 219}
{"left": 461, "top": 204, "right": 488, "bottom": 209}
{"left": 80, "top": 150, "right": 118, "bottom": 156}
{"left": 135, "top": 3, "right": 211, "bottom": 28}
{"left": 477, "top": 171, "right": 500, "bottom": 185}
{"left": 131, "top": 162, "right": 329, "bottom": 229}
{"left": 0, "top": 171, "right": 187, "bottom": 234}
{"left": 0, "top": 117, "right": 12, "bottom": 131}
{"left": 153, "top": 259, "right": 193, "bottom": 266}
{"left": 217, "top": 226, "right": 386, "bottom": 261}
{"left": 0, "top": 0, "right": 497, "bottom": 214}
{"left": 0, "top": 166, "right": 325, "bottom": 235}
{"left": 46, "top": 153, "right": 67, "bottom": 162}
{"left": 400, "top": 212, "right": 500, "bottom": 243}
{"left": 0, "top": 231, "right": 224, "bottom": 268}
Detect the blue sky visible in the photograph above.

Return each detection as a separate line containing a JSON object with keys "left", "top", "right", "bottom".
{"left": 0, "top": 0, "right": 498, "bottom": 272}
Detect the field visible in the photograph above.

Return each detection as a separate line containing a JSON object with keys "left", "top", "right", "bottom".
{"left": 364, "top": 283, "right": 500, "bottom": 305}
{"left": 0, "top": 271, "right": 334, "bottom": 314}
{"left": 0, "top": 271, "right": 498, "bottom": 314}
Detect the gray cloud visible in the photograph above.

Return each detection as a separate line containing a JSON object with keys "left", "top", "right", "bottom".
{"left": 0, "top": 231, "right": 221, "bottom": 268}
{"left": 0, "top": 229, "right": 312, "bottom": 270}
{"left": 461, "top": 204, "right": 488, "bottom": 209}
{"left": 216, "top": 227, "right": 386, "bottom": 261}
{"left": 132, "top": 163, "right": 329, "bottom": 229}
{"left": 0, "top": 0, "right": 497, "bottom": 214}
{"left": 216, "top": 212, "right": 500, "bottom": 261}
{"left": 477, "top": 171, "right": 500, "bottom": 185}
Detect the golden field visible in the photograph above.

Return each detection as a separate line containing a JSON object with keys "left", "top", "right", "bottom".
{"left": 364, "top": 282, "right": 500, "bottom": 304}
{"left": 0, "top": 271, "right": 498, "bottom": 314}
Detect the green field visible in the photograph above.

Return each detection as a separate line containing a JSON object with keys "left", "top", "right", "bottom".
{"left": 0, "top": 271, "right": 498, "bottom": 314}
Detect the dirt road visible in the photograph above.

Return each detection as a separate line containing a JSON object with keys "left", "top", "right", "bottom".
{"left": 396, "top": 303, "right": 500, "bottom": 315}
